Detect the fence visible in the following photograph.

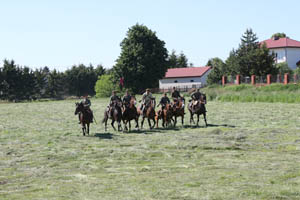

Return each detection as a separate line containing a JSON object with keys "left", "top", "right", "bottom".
{"left": 222, "top": 74, "right": 300, "bottom": 86}
{"left": 153, "top": 83, "right": 204, "bottom": 93}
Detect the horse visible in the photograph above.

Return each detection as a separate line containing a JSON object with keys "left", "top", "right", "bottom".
{"left": 139, "top": 99, "right": 156, "bottom": 129}
{"left": 102, "top": 100, "right": 123, "bottom": 131}
{"left": 188, "top": 94, "right": 207, "bottom": 127}
{"left": 171, "top": 97, "right": 185, "bottom": 127}
{"left": 122, "top": 98, "right": 139, "bottom": 131}
{"left": 155, "top": 103, "right": 173, "bottom": 128}
{"left": 75, "top": 102, "right": 93, "bottom": 136}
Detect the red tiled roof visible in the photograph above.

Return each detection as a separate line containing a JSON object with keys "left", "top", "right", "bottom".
{"left": 164, "top": 66, "right": 211, "bottom": 78}
{"left": 261, "top": 37, "right": 300, "bottom": 49}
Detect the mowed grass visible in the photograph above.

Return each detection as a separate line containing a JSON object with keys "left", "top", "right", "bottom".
{"left": 1, "top": 98, "right": 300, "bottom": 200}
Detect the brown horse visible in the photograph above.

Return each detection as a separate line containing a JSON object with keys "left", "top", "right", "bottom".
{"left": 188, "top": 94, "right": 207, "bottom": 127}
{"left": 75, "top": 102, "right": 93, "bottom": 136}
{"left": 139, "top": 99, "right": 156, "bottom": 129}
{"left": 171, "top": 97, "right": 185, "bottom": 127}
{"left": 122, "top": 98, "right": 139, "bottom": 131}
{"left": 155, "top": 103, "right": 173, "bottom": 128}
{"left": 102, "top": 100, "right": 123, "bottom": 131}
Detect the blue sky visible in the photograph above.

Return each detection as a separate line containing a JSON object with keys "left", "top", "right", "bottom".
{"left": 0, "top": 0, "right": 299, "bottom": 71}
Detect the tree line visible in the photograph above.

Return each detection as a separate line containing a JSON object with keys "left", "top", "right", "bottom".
{"left": 0, "top": 60, "right": 106, "bottom": 101}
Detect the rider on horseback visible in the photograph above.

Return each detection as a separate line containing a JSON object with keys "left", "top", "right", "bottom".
{"left": 79, "top": 94, "right": 94, "bottom": 123}
{"left": 157, "top": 92, "right": 170, "bottom": 110}
{"left": 140, "top": 88, "right": 154, "bottom": 115}
{"left": 191, "top": 88, "right": 206, "bottom": 112}
{"left": 171, "top": 87, "right": 184, "bottom": 108}
{"left": 122, "top": 90, "right": 132, "bottom": 108}
{"left": 108, "top": 90, "right": 121, "bottom": 112}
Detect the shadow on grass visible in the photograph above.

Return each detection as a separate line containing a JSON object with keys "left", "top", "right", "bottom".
{"left": 183, "top": 123, "right": 236, "bottom": 129}
{"left": 93, "top": 132, "right": 115, "bottom": 139}
{"left": 206, "top": 123, "right": 236, "bottom": 128}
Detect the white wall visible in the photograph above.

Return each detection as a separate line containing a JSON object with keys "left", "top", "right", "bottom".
{"left": 271, "top": 48, "right": 287, "bottom": 63}
{"left": 159, "top": 69, "right": 211, "bottom": 89}
{"left": 271, "top": 48, "right": 300, "bottom": 70}
{"left": 286, "top": 48, "right": 300, "bottom": 70}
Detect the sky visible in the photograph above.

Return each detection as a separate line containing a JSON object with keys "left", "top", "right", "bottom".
{"left": 0, "top": 0, "right": 299, "bottom": 71}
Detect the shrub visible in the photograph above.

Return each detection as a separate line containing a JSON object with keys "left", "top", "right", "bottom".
{"left": 94, "top": 74, "right": 117, "bottom": 98}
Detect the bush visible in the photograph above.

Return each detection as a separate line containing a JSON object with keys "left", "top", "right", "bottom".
{"left": 94, "top": 75, "right": 117, "bottom": 98}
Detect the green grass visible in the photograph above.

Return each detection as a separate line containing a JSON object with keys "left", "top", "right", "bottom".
{"left": 1, "top": 98, "right": 300, "bottom": 199}
{"left": 202, "top": 83, "right": 300, "bottom": 103}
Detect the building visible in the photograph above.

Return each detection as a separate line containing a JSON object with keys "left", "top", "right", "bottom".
{"left": 261, "top": 37, "right": 300, "bottom": 70}
{"left": 159, "top": 66, "right": 211, "bottom": 91}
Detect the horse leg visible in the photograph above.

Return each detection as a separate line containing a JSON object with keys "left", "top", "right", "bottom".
{"left": 118, "top": 120, "right": 122, "bottom": 132}
{"left": 190, "top": 112, "right": 194, "bottom": 125}
{"left": 123, "top": 120, "right": 128, "bottom": 131}
{"left": 128, "top": 120, "right": 131, "bottom": 131}
{"left": 174, "top": 116, "right": 177, "bottom": 127}
{"left": 203, "top": 113, "right": 207, "bottom": 127}
{"left": 87, "top": 123, "right": 90, "bottom": 135}
{"left": 135, "top": 117, "right": 139, "bottom": 129}
{"left": 148, "top": 118, "right": 152, "bottom": 130}
{"left": 82, "top": 123, "right": 86, "bottom": 136}
{"left": 197, "top": 114, "right": 200, "bottom": 127}
{"left": 152, "top": 117, "right": 156, "bottom": 129}
{"left": 111, "top": 120, "right": 116, "bottom": 131}
{"left": 141, "top": 117, "right": 145, "bottom": 129}
{"left": 181, "top": 115, "right": 184, "bottom": 126}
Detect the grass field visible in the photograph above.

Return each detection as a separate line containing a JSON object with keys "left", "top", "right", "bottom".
{"left": 1, "top": 98, "right": 300, "bottom": 200}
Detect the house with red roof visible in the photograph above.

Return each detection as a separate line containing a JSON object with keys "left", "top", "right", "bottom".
{"left": 159, "top": 66, "right": 211, "bottom": 90}
{"left": 261, "top": 37, "right": 300, "bottom": 70}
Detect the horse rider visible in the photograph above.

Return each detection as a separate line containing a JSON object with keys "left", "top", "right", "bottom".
{"left": 79, "top": 94, "right": 93, "bottom": 123}
{"left": 157, "top": 92, "right": 170, "bottom": 110}
{"left": 171, "top": 87, "right": 184, "bottom": 107}
{"left": 191, "top": 88, "right": 206, "bottom": 111}
{"left": 140, "top": 88, "right": 154, "bottom": 115}
{"left": 122, "top": 89, "right": 132, "bottom": 108}
{"left": 108, "top": 90, "right": 121, "bottom": 112}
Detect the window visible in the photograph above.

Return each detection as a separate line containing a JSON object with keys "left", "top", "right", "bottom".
{"left": 190, "top": 80, "right": 194, "bottom": 82}
{"left": 174, "top": 80, "right": 178, "bottom": 83}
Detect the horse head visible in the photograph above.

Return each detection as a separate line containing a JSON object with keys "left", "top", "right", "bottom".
{"left": 75, "top": 102, "right": 84, "bottom": 115}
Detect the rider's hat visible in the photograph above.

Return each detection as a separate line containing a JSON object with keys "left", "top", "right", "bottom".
{"left": 146, "top": 88, "right": 150, "bottom": 91}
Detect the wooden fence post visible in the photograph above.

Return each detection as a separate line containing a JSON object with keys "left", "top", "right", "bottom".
{"left": 284, "top": 73, "right": 289, "bottom": 85}
{"left": 222, "top": 76, "right": 227, "bottom": 86}
{"left": 236, "top": 75, "right": 241, "bottom": 85}
{"left": 267, "top": 74, "right": 271, "bottom": 85}
{"left": 251, "top": 75, "right": 256, "bottom": 85}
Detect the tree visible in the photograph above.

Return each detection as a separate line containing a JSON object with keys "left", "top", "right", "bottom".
{"left": 65, "top": 64, "right": 105, "bottom": 96}
{"left": 95, "top": 74, "right": 116, "bottom": 97}
{"left": 113, "top": 24, "right": 168, "bottom": 93}
{"left": 226, "top": 29, "right": 276, "bottom": 76}
{"left": 206, "top": 57, "right": 226, "bottom": 84}
{"left": 276, "top": 62, "right": 293, "bottom": 75}
{"left": 271, "top": 33, "right": 287, "bottom": 39}
{"left": 167, "top": 50, "right": 189, "bottom": 68}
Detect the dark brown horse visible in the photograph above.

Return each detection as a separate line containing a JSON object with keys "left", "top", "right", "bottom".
{"left": 139, "top": 99, "right": 156, "bottom": 129}
{"left": 122, "top": 98, "right": 139, "bottom": 131}
{"left": 171, "top": 97, "right": 185, "bottom": 127}
{"left": 155, "top": 103, "right": 173, "bottom": 128}
{"left": 75, "top": 102, "right": 93, "bottom": 136}
{"left": 188, "top": 94, "right": 207, "bottom": 127}
{"left": 102, "top": 100, "right": 123, "bottom": 131}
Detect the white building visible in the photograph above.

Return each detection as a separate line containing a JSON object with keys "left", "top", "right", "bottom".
{"left": 159, "top": 66, "right": 211, "bottom": 91}
{"left": 261, "top": 37, "right": 300, "bottom": 70}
